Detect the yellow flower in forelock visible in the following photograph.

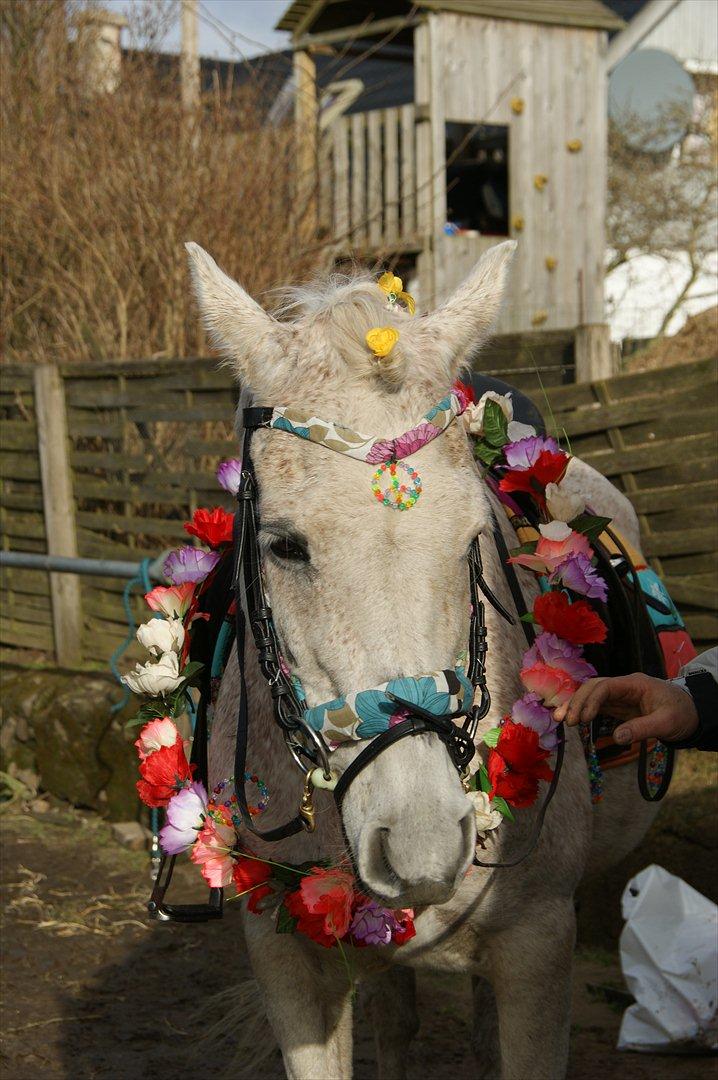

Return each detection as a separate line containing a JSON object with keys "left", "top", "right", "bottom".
{"left": 376, "top": 271, "right": 416, "bottom": 315}
{"left": 366, "top": 326, "right": 400, "bottom": 358}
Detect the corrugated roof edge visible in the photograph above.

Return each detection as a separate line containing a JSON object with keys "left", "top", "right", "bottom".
{"left": 276, "top": 0, "right": 625, "bottom": 36}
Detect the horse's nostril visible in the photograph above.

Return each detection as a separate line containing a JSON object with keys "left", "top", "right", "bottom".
{"left": 356, "top": 813, "right": 474, "bottom": 907}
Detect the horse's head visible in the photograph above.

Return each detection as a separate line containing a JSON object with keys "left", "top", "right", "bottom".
{"left": 187, "top": 241, "right": 515, "bottom": 908}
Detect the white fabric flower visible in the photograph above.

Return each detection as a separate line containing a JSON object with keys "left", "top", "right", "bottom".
{"left": 134, "top": 717, "right": 180, "bottom": 760}
{"left": 121, "top": 652, "right": 183, "bottom": 697}
{"left": 463, "top": 391, "right": 513, "bottom": 435}
{"left": 538, "top": 520, "right": 572, "bottom": 542}
{"left": 545, "top": 473, "right": 586, "bottom": 523}
{"left": 136, "top": 617, "right": 185, "bottom": 657}
{"left": 468, "top": 790, "right": 503, "bottom": 836}
{"left": 506, "top": 420, "right": 536, "bottom": 442}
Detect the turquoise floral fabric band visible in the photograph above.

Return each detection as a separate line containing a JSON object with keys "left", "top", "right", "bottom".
{"left": 269, "top": 389, "right": 467, "bottom": 465}
{"left": 300, "top": 665, "right": 474, "bottom": 744}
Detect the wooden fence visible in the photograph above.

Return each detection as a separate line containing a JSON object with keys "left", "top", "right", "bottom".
{"left": 1, "top": 351, "right": 715, "bottom": 668}
{"left": 321, "top": 104, "right": 420, "bottom": 252}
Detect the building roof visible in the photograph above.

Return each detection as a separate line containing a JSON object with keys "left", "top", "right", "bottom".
{"left": 276, "top": 0, "right": 625, "bottom": 36}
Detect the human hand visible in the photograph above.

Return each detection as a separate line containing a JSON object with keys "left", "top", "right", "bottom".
{"left": 553, "top": 673, "right": 699, "bottom": 745}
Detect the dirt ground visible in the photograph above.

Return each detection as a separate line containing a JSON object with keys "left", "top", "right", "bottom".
{"left": 1, "top": 751, "right": 716, "bottom": 1080}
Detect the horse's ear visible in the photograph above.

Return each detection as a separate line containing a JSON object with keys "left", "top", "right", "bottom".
{"left": 416, "top": 240, "right": 516, "bottom": 380}
{"left": 185, "top": 242, "right": 290, "bottom": 390}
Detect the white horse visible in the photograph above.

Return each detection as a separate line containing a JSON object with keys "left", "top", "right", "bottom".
{"left": 186, "top": 240, "right": 657, "bottom": 1080}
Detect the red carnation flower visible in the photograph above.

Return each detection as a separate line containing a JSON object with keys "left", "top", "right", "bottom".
{"left": 284, "top": 867, "right": 355, "bottom": 948}
{"left": 392, "top": 909, "right": 416, "bottom": 944}
{"left": 488, "top": 719, "right": 554, "bottom": 809}
{"left": 184, "top": 507, "right": 234, "bottom": 548}
{"left": 452, "top": 379, "right": 475, "bottom": 406}
{"left": 499, "top": 450, "right": 567, "bottom": 504}
{"left": 136, "top": 738, "right": 194, "bottom": 808}
{"left": 533, "top": 590, "right": 607, "bottom": 645}
{"left": 233, "top": 855, "right": 274, "bottom": 914}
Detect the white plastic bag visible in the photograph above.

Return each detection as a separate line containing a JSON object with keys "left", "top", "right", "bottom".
{"left": 618, "top": 863, "right": 718, "bottom": 1052}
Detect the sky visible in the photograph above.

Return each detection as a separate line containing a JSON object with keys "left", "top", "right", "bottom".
{"left": 101, "top": 0, "right": 291, "bottom": 59}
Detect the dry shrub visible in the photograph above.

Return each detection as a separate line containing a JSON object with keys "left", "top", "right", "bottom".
{"left": 0, "top": 0, "right": 316, "bottom": 364}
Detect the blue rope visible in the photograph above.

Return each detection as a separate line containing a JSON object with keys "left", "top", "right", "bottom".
{"left": 109, "top": 557, "right": 154, "bottom": 715}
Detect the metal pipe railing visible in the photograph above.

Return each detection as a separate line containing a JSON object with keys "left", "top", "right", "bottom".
{"left": 0, "top": 550, "right": 167, "bottom": 581}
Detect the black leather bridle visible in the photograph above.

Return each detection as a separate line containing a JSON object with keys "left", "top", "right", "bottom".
{"left": 148, "top": 405, "right": 565, "bottom": 921}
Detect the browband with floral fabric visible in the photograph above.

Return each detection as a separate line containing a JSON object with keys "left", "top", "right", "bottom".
{"left": 268, "top": 387, "right": 469, "bottom": 464}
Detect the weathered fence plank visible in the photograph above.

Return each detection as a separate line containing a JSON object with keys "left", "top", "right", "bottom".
{"left": 34, "top": 365, "right": 83, "bottom": 667}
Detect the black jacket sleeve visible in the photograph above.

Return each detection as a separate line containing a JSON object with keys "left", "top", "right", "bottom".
{"left": 665, "top": 671, "right": 718, "bottom": 752}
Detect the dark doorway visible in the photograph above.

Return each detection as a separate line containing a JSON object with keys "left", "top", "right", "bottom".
{"left": 445, "top": 122, "right": 509, "bottom": 236}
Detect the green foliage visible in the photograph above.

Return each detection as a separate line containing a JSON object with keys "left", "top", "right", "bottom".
{"left": 275, "top": 902, "right": 299, "bottom": 935}
{"left": 569, "top": 513, "right": 612, "bottom": 542}
{"left": 482, "top": 400, "right": 509, "bottom": 448}
{"left": 473, "top": 441, "right": 503, "bottom": 467}
{"left": 491, "top": 796, "right": 515, "bottom": 821}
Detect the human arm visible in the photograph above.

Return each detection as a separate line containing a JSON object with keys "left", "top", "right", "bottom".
{"left": 553, "top": 648, "right": 718, "bottom": 751}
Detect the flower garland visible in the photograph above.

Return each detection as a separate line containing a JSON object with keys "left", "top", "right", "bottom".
{"left": 456, "top": 380, "right": 611, "bottom": 839}
{"left": 122, "top": 459, "right": 416, "bottom": 951}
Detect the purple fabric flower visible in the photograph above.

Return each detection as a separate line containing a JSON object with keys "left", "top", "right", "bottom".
{"left": 525, "top": 631, "right": 597, "bottom": 683}
{"left": 503, "top": 434, "right": 560, "bottom": 470}
{"left": 216, "top": 458, "right": 242, "bottom": 496}
{"left": 163, "top": 545, "right": 220, "bottom": 584}
{"left": 160, "top": 781, "right": 208, "bottom": 855}
{"left": 524, "top": 632, "right": 582, "bottom": 668}
{"left": 549, "top": 553, "right": 608, "bottom": 602}
{"left": 350, "top": 900, "right": 400, "bottom": 945}
{"left": 512, "top": 692, "right": 559, "bottom": 751}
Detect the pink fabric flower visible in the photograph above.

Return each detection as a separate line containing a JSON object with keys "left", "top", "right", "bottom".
{"left": 134, "top": 717, "right": 181, "bottom": 762}
{"left": 160, "top": 781, "right": 208, "bottom": 855}
{"left": 520, "top": 661, "right": 578, "bottom": 707}
{"left": 144, "top": 582, "right": 195, "bottom": 618}
{"left": 190, "top": 807, "right": 236, "bottom": 887}
{"left": 350, "top": 900, "right": 400, "bottom": 946}
{"left": 548, "top": 553, "right": 608, "bottom": 602}
{"left": 511, "top": 692, "right": 559, "bottom": 751}
{"left": 216, "top": 458, "right": 242, "bottom": 496}
{"left": 509, "top": 529, "right": 592, "bottom": 575}
{"left": 503, "top": 434, "right": 561, "bottom": 470}
{"left": 163, "top": 546, "right": 220, "bottom": 585}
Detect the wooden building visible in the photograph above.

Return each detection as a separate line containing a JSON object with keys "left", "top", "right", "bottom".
{"left": 277, "top": 0, "right": 624, "bottom": 378}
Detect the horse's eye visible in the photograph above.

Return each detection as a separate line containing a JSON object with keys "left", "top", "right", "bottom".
{"left": 269, "top": 535, "right": 309, "bottom": 563}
